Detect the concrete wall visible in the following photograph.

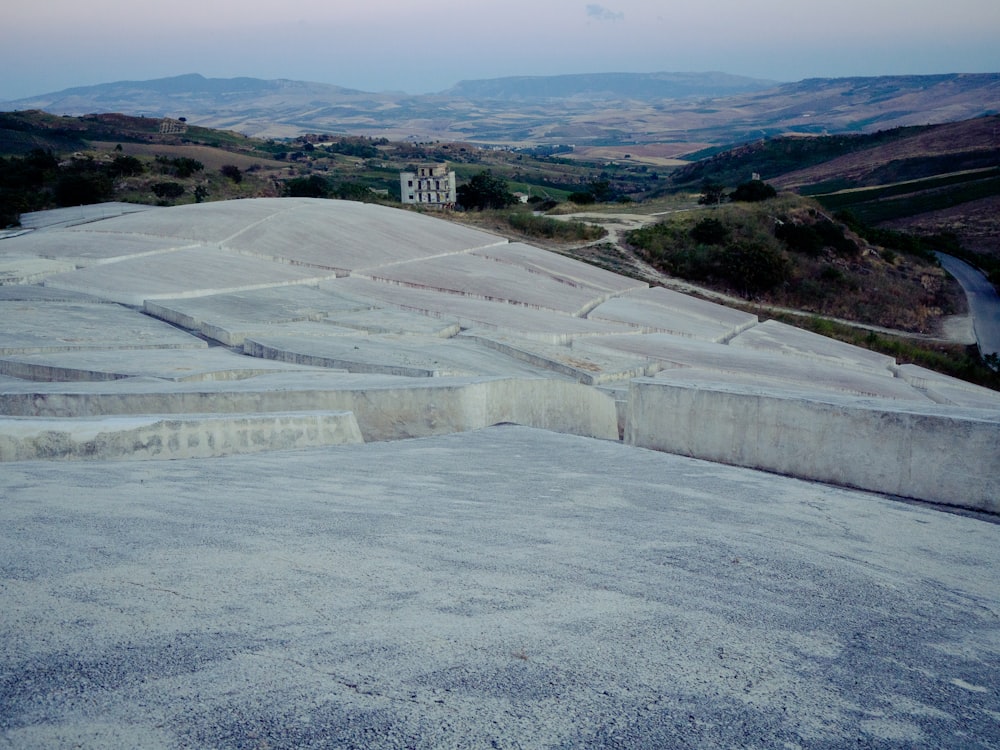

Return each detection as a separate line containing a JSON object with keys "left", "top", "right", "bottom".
{"left": 0, "top": 377, "right": 620, "bottom": 446}
{"left": 625, "top": 378, "right": 1000, "bottom": 513}
{"left": 0, "top": 411, "right": 363, "bottom": 462}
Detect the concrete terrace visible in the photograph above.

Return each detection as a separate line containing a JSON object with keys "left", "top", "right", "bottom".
{"left": 1, "top": 198, "right": 999, "bottom": 748}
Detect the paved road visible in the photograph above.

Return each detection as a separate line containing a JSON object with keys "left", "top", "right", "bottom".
{"left": 937, "top": 252, "right": 1000, "bottom": 357}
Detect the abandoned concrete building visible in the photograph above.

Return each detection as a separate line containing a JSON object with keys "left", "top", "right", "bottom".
{"left": 400, "top": 163, "right": 457, "bottom": 207}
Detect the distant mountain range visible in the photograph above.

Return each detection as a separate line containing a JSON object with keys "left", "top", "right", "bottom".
{"left": 4, "top": 72, "right": 999, "bottom": 147}
{"left": 441, "top": 71, "right": 780, "bottom": 100}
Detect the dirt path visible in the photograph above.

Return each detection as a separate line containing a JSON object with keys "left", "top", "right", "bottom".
{"left": 552, "top": 210, "right": 976, "bottom": 345}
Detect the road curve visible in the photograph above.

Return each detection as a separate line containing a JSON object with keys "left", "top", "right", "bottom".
{"left": 937, "top": 253, "right": 1000, "bottom": 357}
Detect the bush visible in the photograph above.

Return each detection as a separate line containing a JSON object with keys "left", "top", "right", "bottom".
{"left": 151, "top": 182, "right": 185, "bottom": 199}
{"left": 527, "top": 196, "right": 559, "bottom": 211}
{"left": 776, "top": 218, "right": 858, "bottom": 257}
{"left": 690, "top": 217, "right": 728, "bottom": 245}
{"left": 506, "top": 212, "right": 605, "bottom": 241}
{"left": 721, "top": 240, "right": 789, "bottom": 295}
{"left": 220, "top": 165, "right": 243, "bottom": 183}
{"left": 108, "top": 154, "right": 144, "bottom": 177}
{"left": 54, "top": 170, "right": 113, "bottom": 206}
{"left": 567, "top": 191, "right": 595, "bottom": 204}
{"left": 156, "top": 156, "right": 203, "bottom": 178}
{"left": 284, "top": 175, "right": 330, "bottom": 198}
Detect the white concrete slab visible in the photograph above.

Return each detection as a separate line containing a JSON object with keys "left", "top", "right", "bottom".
{"left": 576, "top": 333, "right": 933, "bottom": 402}
{"left": 355, "top": 252, "right": 619, "bottom": 316}
{"left": 0, "top": 256, "right": 77, "bottom": 284}
{"left": 0, "top": 285, "right": 105, "bottom": 303}
{"left": 329, "top": 278, "right": 636, "bottom": 343}
{"left": 2, "top": 427, "right": 998, "bottom": 747}
{"left": 894, "top": 363, "right": 1000, "bottom": 409}
{"left": 244, "top": 333, "right": 557, "bottom": 379}
{"left": 43, "top": 247, "right": 340, "bottom": 306}
{"left": 473, "top": 242, "right": 647, "bottom": 294}
{"left": 0, "top": 301, "right": 207, "bottom": 355}
{"left": 461, "top": 331, "right": 652, "bottom": 385}
{"left": 63, "top": 198, "right": 302, "bottom": 243}
{"left": 0, "top": 348, "right": 328, "bottom": 383}
{"left": 326, "top": 309, "right": 461, "bottom": 338}
{"left": 730, "top": 319, "right": 897, "bottom": 374}
{"left": 16, "top": 202, "right": 154, "bottom": 230}
{"left": 223, "top": 199, "right": 506, "bottom": 270}
{"left": 144, "top": 286, "right": 374, "bottom": 345}
{"left": 1, "top": 227, "right": 189, "bottom": 265}
{"left": 588, "top": 294, "right": 756, "bottom": 342}
{"left": 589, "top": 285, "right": 758, "bottom": 341}
{"left": 144, "top": 288, "right": 459, "bottom": 346}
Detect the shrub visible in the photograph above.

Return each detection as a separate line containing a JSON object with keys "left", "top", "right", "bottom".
{"left": 506, "top": 212, "right": 605, "bottom": 241}
{"left": 776, "top": 218, "right": 858, "bottom": 257}
{"left": 690, "top": 217, "right": 728, "bottom": 245}
{"left": 721, "top": 240, "right": 789, "bottom": 295}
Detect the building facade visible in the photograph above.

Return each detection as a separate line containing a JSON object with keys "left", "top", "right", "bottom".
{"left": 400, "top": 164, "right": 457, "bottom": 208}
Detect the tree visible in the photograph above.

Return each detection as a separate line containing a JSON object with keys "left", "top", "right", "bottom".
{"left": 698, "top": 181, "right": 726, "bottom": 205}
{"left": 284, "top": 175, "right": 330, "bottom": 198}
{"left": 588, "top": 180, "right": 614, "bottom": 202}
{"left": 456, "top": 170, "right": 517, "bottom": 210}
{"left": 108, "top": 154, "right": 143, "bottom": 178}
{"left": 54, "top": 165, "right": 113, "bottom": 206}
{"left": 156, "top": 156, "right": 203, "bottom": 178}
{"left": 730, "top": 180, "right": 777, "bottom": 202}
{"left": 722, "top": 240, "right": 789, "bottom": 295}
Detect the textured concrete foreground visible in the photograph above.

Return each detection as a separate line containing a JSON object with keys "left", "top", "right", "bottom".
{"left": 2, "top": 426, "right": 999, "bottom": 749}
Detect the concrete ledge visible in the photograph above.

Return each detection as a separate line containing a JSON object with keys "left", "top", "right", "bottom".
{"left": 625, "top": 377, "right": 1000, "bottom": 513}
{"left": 463, "top": 332, "right": 651, "bottom": 385}
{"left": 0, "top": 376, "right": 620, "bottom": 444}
{"left": 0, "top": 411, "right": 364, "bottom": 461}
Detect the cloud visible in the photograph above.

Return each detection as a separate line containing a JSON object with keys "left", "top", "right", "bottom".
{"left": 586, "top": 4, "right": 624, "bottom": 21}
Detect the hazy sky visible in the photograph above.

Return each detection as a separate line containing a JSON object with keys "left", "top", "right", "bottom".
{"left": 3, "top": 0, "right": 998, "bottom": 100}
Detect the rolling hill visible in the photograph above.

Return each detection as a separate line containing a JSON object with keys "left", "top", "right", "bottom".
{"left": 4, "top": 72, "right": 998, "bottom": 147}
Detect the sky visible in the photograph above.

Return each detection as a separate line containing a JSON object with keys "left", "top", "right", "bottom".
{"left": 3, "top": 0, "right": 999, "bottom": 100}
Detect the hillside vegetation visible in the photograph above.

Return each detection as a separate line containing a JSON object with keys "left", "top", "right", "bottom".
{"left": 0, "top": 111, "right": 663, "bottom": 227}
{"left": 665, "top": 115, "right": 1000, "bottom": 288}
{"left": 627, "top": 193, "right": 960, "bottom": 333}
